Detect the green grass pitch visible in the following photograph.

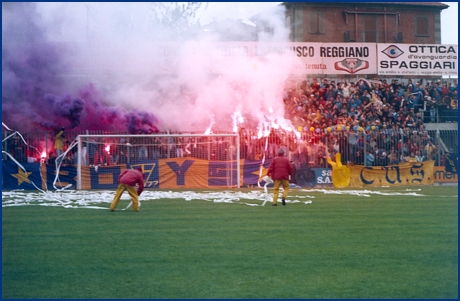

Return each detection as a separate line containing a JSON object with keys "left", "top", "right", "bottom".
{"left": 2, "top": 186, "right": 458, "bottom": 298}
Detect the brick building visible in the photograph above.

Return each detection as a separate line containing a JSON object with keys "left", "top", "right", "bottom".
{"left": 253, "top": 2, "right": 449, "bottom": 44}
{"left": 279, "top": 2, "right": 449, "bottom": 44}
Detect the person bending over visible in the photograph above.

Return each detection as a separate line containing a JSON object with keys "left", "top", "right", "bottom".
{"left": 110, "top": 166, "right": 144, "bottom": 212}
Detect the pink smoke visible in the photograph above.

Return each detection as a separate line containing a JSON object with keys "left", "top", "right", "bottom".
{"left": 2, "top": 3, "right": 294, "bottom": 135}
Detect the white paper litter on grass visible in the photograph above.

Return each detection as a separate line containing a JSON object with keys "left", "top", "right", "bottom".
{"left": 1, "top": 187, "right": 435, "bottom": 210}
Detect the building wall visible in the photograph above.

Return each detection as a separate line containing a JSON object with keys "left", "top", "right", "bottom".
{"left": 283, "top": 2, "right": 447, "bottom": 44}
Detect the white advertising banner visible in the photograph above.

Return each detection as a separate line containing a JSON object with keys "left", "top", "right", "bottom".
{"left": 247, "top": 42, "right": 378, "bottom": 75}
{"left": 377, "top": 43, "right": 458, "bottom": 76}
{"left": 154, "top": 42, "right": 378, "bottom": 75}
{"left": 153, "top": 42, "right": 457, "bottom": 76}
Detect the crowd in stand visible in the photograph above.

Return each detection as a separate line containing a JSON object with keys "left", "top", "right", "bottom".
{"left": 280, "top": 77, "right": 457, "bottom": 167}
{"left": 5, "top": 78, "right": 457, "bottom": 169}
{"left": 283, "top": 77, "right": 457, "bottom": 130}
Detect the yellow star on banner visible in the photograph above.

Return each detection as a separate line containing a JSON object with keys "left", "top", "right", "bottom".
{"left": 252, "top": 165, "right": 269, "bottom": 182}
{"left": 12, "top": 168, "right": 32, "bottom": 186}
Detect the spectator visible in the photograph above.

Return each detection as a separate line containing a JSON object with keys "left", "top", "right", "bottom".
{"left": 400, "top": 151, "right": 409, "bottom": 163}
{"left": 186, "top": 138, "right": 198, "bottom": 158}
{"left": 451, "top": 79, "right": 457, "bottom": 91}
{"left": 342, "top": 82, "right": 350, "bottom": 98}
{"left": 109, "top": 142, "right": 119, "bottom": 165}
{"left": 415, "top": 150, "right": 425, "bottom": 162}
{"left": 450, "top": 97, "right": 458, "bottom": 110}
{"left": 137, "top": 136, "right": 148, "bottom": 161}
{"left": 12, "top": 135, "right": 25, "bottom": 163}
{"left": 95, "top": 138, "right": 106, "bottom": 165}
{"left": 151, "top": 137, "right": 161, "bottom": 160}
{"left": 47, "top": 152, "right": 57, "bottom": 166}
{"left": 432, "top": 89, "right": 442, "bottom": 104}
{"left": 441, "top": 84, "right": 450, "bottom": 98}
{"left": 348, "top": 129, "right": 359, "bottom": 163}
{"left": 63, "top": 141, "right": 74, "bottom": 166}
{"left": 424, "top": 140, "right": 435, "bottom": 158}
{"left": 388, "top": 150, "right": 398, "bottom": 165}
{"left": 176, "top": 137, "right": 185, "bottom": 158}
{"left": 379, "top": 151, "right": 389, "bottom": 166}
{"left": 87, "top": 139, "right": 96, "bottom": 166}
{"left": 408, "top": 152, "right": 417, "bottom": 162}
{"left": 54, "top": 127, "right": 65, "bottom": 165}
{"left": 365, "top": 149, "right": 375, "bottom": 166}
{"left": 267, "top": 129, "right": 281, "bottom": 159}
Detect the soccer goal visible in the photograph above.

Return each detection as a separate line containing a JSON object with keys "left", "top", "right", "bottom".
{"left": 75, "top": 133, "right": 240, "bottom": 190}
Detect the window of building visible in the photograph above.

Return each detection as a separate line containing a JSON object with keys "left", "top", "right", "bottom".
{"left": 293, "top": 9, "right": 304, "bottom": 41}
{"left": 415, "top": 16, "right": 429, "bottom": 36}
{"left": 308, "top": 11, "right": 325, "bottom": 34}
{"left": 363, "top": 15, "right": 378, "bottom": 42}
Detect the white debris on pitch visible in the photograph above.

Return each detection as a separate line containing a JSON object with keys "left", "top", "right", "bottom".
{"left": 1, "top": 188, "right": 432, "bottom": 210}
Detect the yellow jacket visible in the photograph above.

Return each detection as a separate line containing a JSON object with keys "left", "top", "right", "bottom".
{"left": 408, "top": 156, "right": 417, "bottom": 162}
{"left": 55, "top": 130, "right": 65, "bottom": 151}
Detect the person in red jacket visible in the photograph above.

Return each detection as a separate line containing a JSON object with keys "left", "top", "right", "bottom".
{"left": 110, "top": 166, "right": 144, "bottom": 212}
{"left": 267, "top": 147, "right": 293, "bottom": 206}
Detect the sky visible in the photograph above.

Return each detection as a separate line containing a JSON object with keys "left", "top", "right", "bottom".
{"left": 2, "top": 2, "right": 458, "bottom": 135}
{"left": 440, "top": 2, "right": 458, "bottom": 44}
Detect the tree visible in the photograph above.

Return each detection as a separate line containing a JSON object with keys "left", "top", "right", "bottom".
{"left": 149, "top": 2, "right": 208, "bottom": 37}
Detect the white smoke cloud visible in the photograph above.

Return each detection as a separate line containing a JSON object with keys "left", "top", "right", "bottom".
{"left": 8, "top": 2, "right": 301, "bottom": 133}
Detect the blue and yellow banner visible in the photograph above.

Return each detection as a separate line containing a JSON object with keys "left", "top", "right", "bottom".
{"left": 1, "top": 158, "right": 442, "bottom": 191}
{"left": 2, "top": 158, "right": 271, "bottom": 190}
{"left": 3, "top": 161, "right": 45, "bottom": 190}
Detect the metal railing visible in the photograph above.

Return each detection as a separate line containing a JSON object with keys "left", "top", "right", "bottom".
{"left": 3, "top": 127, "right": 457, "bottom": 169}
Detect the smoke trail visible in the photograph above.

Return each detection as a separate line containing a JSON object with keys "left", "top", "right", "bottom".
{"left": 39, "top": 94, "right": 85, "bottom": 129}
{"left": 2, "top": 3, "right": 299, "bottom": 134}
{"left": 2, "top": 2, "right": 161, "bottom": 133}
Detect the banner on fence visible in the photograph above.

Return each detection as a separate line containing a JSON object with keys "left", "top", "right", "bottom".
{"left": 2, "top": 159, "right": 452, "bottom": 190}
{"left": 2, "top": 162, "right": 44, "bottom": 190}
{"left": 2, "top": 158, "right": 274, "bottom": 190}
{"left": 348, "top": 161, "right": 435, "bottom": 187}
{"left": 444, "top": 152, "right": 458, "bottom": 174}
{"left": 433, "top": 166, "right": 458, "bottom": 183}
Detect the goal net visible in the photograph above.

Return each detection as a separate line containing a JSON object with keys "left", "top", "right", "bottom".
{"left": 74, "top": 134, "right": 240, "bottom": 190}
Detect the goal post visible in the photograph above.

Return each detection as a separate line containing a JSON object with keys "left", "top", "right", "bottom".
{"left": 76, "top": 133, "right": 240, "bottom": 190}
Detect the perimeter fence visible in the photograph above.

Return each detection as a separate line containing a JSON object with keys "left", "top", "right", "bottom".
{"left": 3, "top": 128, "right": 457, "bottom": 169}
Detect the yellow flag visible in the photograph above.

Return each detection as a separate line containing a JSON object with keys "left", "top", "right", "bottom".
{"left": 327, "top": 153, "right": 351, "bottom": 188}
